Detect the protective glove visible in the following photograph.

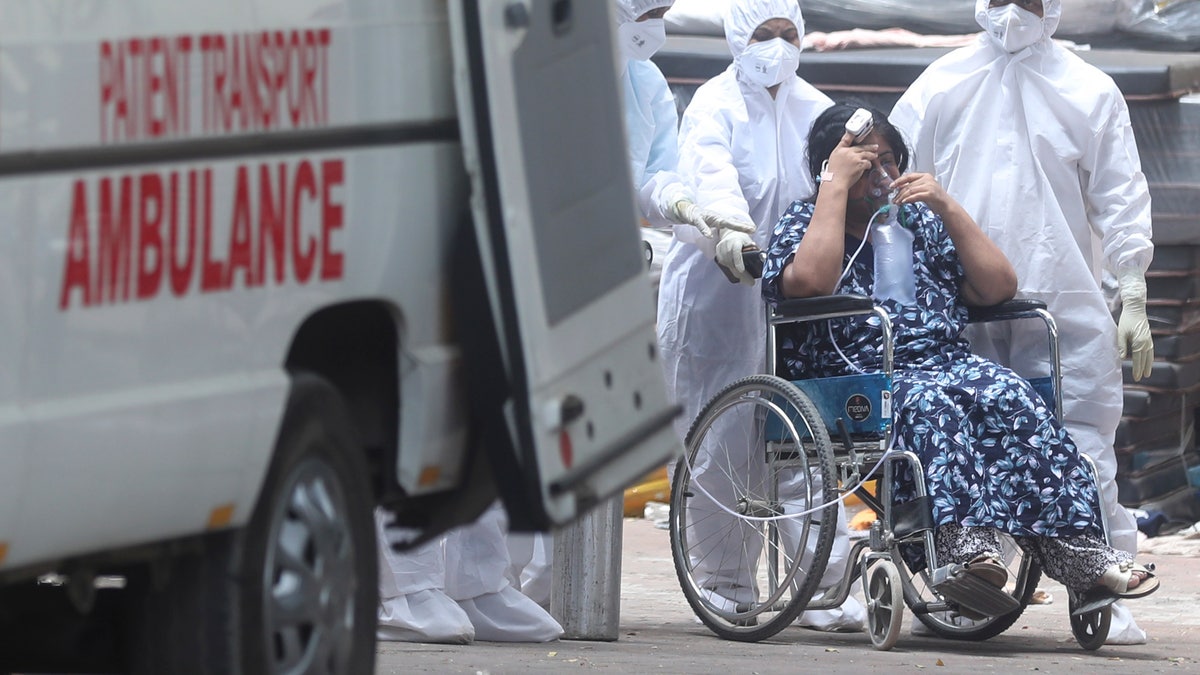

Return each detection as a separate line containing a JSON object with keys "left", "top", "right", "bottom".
{"left": 1117, "top": 266, "right": 1154, "bottom": 381}
{"left": 667, "top": 199, "right": 713, "bottom": 238}
{"left": 667, "top": 199, "right": 756, "bottom": 239}
{"left": 698, "top": 208, "right": 756, "bottom": 236}
{"left": 714, "top": 229, "right": 756, "bottom": 286}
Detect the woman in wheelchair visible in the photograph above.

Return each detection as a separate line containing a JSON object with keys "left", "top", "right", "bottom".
{"left": 760, "top": 104, "right": 1158, "bottom": 603}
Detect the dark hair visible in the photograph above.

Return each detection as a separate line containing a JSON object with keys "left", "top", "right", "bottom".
{"left": 805, "top": 103, "right": 910, "bottom": 192}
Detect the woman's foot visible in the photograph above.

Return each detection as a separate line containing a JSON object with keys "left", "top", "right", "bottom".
{"left": 965, "top": 553, "right": 1008, "bottom": 588}
{"left": 1095, "top": 562, "right": 1160, "bottom": 599}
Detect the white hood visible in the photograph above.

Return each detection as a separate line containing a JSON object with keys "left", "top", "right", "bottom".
{"left": 974, "top": 0, "right": 1063, "bottom": 49}
{"left": 722, "top": 0, "right": 804, "bottom": 58}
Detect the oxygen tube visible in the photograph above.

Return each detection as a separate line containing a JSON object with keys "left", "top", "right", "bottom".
{"left": 829, "top": 203, "right": 891, "bottom": 374}
{"left": 686, "top": 432, "right": 897, "bottom": 522}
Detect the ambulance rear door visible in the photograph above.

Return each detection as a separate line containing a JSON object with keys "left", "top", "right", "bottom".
{"left": 447, "top": 0, "right": 681, "bottom": 528}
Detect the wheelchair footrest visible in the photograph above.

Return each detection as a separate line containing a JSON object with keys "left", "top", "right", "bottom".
{"left": 930, "top": 564, "right": 1020, "bottom": 618}
{"left": 1069, "top": 587, "right": 1119, "bottom": 617}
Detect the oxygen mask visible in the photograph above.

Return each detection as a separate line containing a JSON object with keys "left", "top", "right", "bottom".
{"left": 867, "top": 166, "right": 895, "bottom": 202}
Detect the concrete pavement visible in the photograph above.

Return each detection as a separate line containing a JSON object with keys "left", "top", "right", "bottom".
{"left": 376, "top": 514, "right": 1200, "bottom": 674}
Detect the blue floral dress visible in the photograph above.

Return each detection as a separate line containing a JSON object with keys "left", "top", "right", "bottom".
{"left": 762, "top": 200, "right": 1104, "bottom": 542}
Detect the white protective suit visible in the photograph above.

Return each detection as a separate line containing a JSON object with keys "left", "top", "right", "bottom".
{"left": 443, "top": 503, "right": 563, "bottom": 642}
{"left": 505, "top": 531, "right": 553, "bottom": 608}
{"left": 375, "top": 502, "right": 563, "bottom": 644}
{"left": 618, "top": 0, "right": 693, "bottom": 292}
{"left": 374, "top": 509, "right": 473, "bottom": 644}
{"left": 658, "top": 0, "right": 863, "bottom": 631}
{"left": 889, "top": 0, "right": 1153, "bottom": 644}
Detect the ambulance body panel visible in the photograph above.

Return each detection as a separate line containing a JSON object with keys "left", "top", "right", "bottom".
{"left": 0, "top": 0, "right": 472, "bottom": 572}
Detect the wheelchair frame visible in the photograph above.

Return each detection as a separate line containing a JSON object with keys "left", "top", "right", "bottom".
{"left": 668, "top": 294, "right": 1116, "bottom": 650}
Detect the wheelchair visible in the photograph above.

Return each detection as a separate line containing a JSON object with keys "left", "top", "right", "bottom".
{"left": 668, "top": 293, "right": 1117, "bottom": 650}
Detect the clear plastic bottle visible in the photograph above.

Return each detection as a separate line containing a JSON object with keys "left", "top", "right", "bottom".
{"left": 871, "top": 204, "right": 916, "bottom": 305}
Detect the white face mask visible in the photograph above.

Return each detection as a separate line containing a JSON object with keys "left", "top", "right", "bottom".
{"left": 986, "top": 4, "right": 1044, "bottom": 53}
{"left": 736, "top": 38, "right": 801, "bottom": 88}
{"left": 618, "top": 18, "right": 667, "bottom": 61}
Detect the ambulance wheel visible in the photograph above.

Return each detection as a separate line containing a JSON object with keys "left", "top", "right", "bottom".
{"left": 865, "top": 560, "right": 904, "bottom": 651}
{"left": 669, "top": 375, "right": 838, "bottom": 642}
{"left": 128, "top": 374, "right": 377, "bottom": 674}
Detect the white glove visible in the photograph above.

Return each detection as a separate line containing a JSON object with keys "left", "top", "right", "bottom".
{"left": 714, "top": 230, "right": 756, "bottom": 286}
{"left": 698, "top": 208, "right": 756, "bottom": 236}
{"left": 667, "top": 199, "right": 756, "bottom": 239}
{"left": 1117, "top": 266, "right": 1154, "bottom": 381}
{"left": 667, "top": 199, "right": 711, "bottom": 238}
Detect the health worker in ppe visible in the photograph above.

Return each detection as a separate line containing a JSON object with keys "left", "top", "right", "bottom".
{"left": 657, "top": 0, "right": 864, "bottom": 632}
{"left": 375, "top": 503, "right": 563, "bottom": 644}
{"left": 889, "top": 0, "right": 1155, "bottom": 645}
{"left": 615, "top": 0, "right": 754, "bottom": 295}
{"left": 375, "top": 510, "right": 473, "bottom": 644}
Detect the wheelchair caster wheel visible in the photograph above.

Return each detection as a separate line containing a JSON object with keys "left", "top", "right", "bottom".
{"left": 1069, "top": 597, "right": 1111, "bottom": 650}
{"left": 865, "top": 559, "right": 903, "bottom": 650}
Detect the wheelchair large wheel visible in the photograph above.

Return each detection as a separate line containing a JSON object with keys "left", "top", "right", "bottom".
{"left": 896, "top": 534, "right": 1040, "bottom": 641}
{"left": 669, "top": 375, "right": 838, "bottom": 642}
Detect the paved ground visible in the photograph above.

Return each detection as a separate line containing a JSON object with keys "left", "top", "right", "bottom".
{"left": 376, "top": 513, "right": 1200, "bottom": 674}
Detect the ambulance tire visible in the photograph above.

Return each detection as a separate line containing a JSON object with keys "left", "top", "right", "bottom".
{"left": 127, "top": 374, "right": 377, "bottom": 674}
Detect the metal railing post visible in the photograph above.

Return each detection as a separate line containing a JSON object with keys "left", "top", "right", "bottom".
{"left": 550, "top": 495, "right": 623, "bottom": 641}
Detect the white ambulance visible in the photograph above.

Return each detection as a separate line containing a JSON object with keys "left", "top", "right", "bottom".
{"left": 0, "top": 1, "right": 678, "bottom": 672}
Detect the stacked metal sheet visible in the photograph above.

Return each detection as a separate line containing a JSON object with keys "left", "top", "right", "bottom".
{"left": 1117, "top": 99, "right": 1200, "bottom": 521}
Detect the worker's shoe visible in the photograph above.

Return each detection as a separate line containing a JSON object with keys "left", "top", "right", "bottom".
{"left": 797, "top": 595, "right": 866, "bottom": 633}
{"left": 377, "top": 588, "right": 475, "bottom": 644}
{"left": 457, "top": 586, "right": 563, "bottom": 642}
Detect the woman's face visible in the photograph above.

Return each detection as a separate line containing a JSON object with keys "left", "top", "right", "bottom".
{"left": 847, "top": 130, "right": 901, "bottom": 214}
{"left": 749, "top": 18, "right": 800, "bottom": 47}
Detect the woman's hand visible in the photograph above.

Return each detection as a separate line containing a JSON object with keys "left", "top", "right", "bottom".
{"left": 823, "top": 132, "right": 877, "bottom": 190}
{"left": 788, "top": 132, "right": 874, "bottom": 298}
{"left": 889, "top": 172, "right": 952, "bottom": 216}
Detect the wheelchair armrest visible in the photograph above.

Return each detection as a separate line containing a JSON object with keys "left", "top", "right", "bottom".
{"left": 966, "top": 299, "right": 1048, "bottom": 324}
{"left": 770, "top": 294, "right": 876, "bottom": 325}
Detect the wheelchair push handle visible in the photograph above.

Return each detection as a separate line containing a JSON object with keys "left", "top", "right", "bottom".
{"left": 716, "top": 248, "right": 767, "bottom": 284}
{"left": 743, "top": 249, "right": 766, "bottom": 279}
